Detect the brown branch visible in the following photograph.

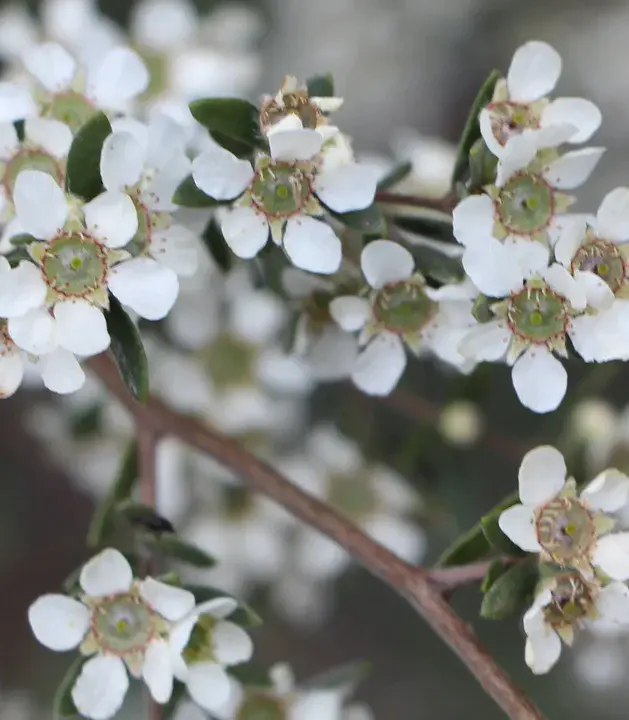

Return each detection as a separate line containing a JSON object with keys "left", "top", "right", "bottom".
{"left": 89, "top": 354, "right": 546, "bottom": 720}
{"left": 375, "top": 191, "right": 458, "bottom": 214}
{"left": 430, "top": 559, "right": 518, "bottom": 592}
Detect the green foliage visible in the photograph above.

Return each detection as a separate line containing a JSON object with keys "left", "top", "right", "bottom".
{"left": 377, "top": 161, "right": 413, "bottom": 191}
{"left": 472, "top": 294, "right": 494, "bottom": 323}
{"left": 306, "top": 73, "right": 335, "bottom": 97}
{"left": 229, "top": 662, "right": 273, "bottom": 688}
{"left": 436, "top": 523, "right": 491, "bottom": 567}
{"left": 65, "top": 111, "right": 112, "bottom": 201}
{"left": 173, "top": 174, "right": 228, "bottom": 208}
{"left": 407, "top": 243, "right": 465, "bottom": 284}
{"left": 5, "top": 246, "right": 31, "bottom": 267}
{"left": 481, "top": 558, "right": 511, "bottom": 593}
{"left": 201, "top": 217, "right": 232, "bottom": 272}
{"left": 392, "top": 212, "right": 455, "bottom": 244}
{"left": 330, "top": 203, "right": 387, "bottom": 236}
{"left": 451, "top": 70, "right": 501, "bottom": 189}
{"left": 480, "top": 558, "right": 539, "bottom": 620}
{"left": 9, "top": 233, "right": 37, "bottom": 247}
{"left": 183, "top": 584, "right": 262, "bottom": 627}
{"left": 189, "top": 98, "right": 260, "bottom": 150}
{"left": 117, "top": 501, "right": 175, "bottom": 535}
{"left": 481, "top": 513, "right": 527, "bottom": 558}
{"left": 468, "top": 137, "right": 498, "bottom": 192}
{"left": 105, "top": 296, "right": 149, "bottom": 403}
{"left": 53, "top": 656, "right": 86, "bottom": 717}
{"left": 148, "top": 534, "right": 216, "bottom": 568}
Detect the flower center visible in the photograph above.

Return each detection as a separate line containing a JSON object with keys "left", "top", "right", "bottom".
{"left": 328, "top": 471, "right": 377, "bottom": 521}
{"left": 3, "top": 148, "right": 63, "bottom": 197}
{"left": 487, "top": 102, "right": 539, "bottom": 146}
{"left": 535, "top": 496, "right": 595, "bottom": 564}
{"left": 182, "top": 614, "right": 217, "bottom": 665}
{"left": 572, "top": 237, "right": 627, "bottom": 294}
{"left": 237, "top": 693, "right": 287, "bottom": 720}
{"left": 250, "top": 163, "right": 312, "bottom": 219}
{"left": 44, "top": 91, "right": 95, "bottom": 132}
{"left": 507, "top": 286, "right": 568, "bottom": 344}
{"left": 261, "top": 92, "right": 320, "bottom": 131}
{"left": 201, "top": 332, "right": 258, "bottom": 388}
{"left": 91, "top": 593, "right": 156, "bottom": 656}
{"left": 543, "top": 573, "right": 597, "bottom": 628}
{"left": 372, "top": 280, "right": 436, "bottom": 335}
{"left": 125, "top": 199, "right": 154, "bottom": 257}
{"left": 497, "top": 173, "right": 554, "bottom": 235}
{"left": 41, "top": 233, "right": 108, "bottom": 298}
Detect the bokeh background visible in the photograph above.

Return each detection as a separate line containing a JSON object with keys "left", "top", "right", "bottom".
{"left": 1, "top": 0, "right": 629, "bottom": 718}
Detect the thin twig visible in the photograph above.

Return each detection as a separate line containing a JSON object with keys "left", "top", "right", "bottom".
{"left": 375, "top": 191, "right": 458, "bottom": 213}
{"left": 90, "top": 354, "right": 546, "bottom": 720}
{"left": 430, "top": 558, "right": 518, "bottom": 592}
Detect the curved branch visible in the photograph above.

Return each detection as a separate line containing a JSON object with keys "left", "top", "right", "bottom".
{"left": 89, "top": 354, "right": 546, "bottom": 720}
{"left": 375, "top": 191, "right": 458, "bottom": 214}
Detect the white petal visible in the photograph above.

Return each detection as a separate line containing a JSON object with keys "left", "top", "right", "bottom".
{"left": 542, "top": 263, "right": 586, "bottom": 311}
{"left": 576, "top": 270, "right": 615, "bottom": 311}
{"left": 139, "top": 578, "right": 195, "bottom": 621}
{"left": 517, "top": 447, "right": 565, "bottom": 509}
{"left": 39, "top": 348, "right": 85, "bottom": 394}
{"left": 28, "top": 594, "right": 89, "bottom": 651}
{"left": 24, "top": 42, "right": 75, "bottom": 92}
{"left": 314, "top": 163, "right": 377, "bottom": 212}
{"left": 72, "top": 655, "right": 129, "bottom": 720}
{"left": 512, "top": 347, "right": 567, "bottom": 414}
{"left": 458, "top": 320, "right": 510, "bottom": 361}
{"left": 8, "top": 308, "right": 55, "bottom": 354}
{"left": 596, "top": 187, "right": 629, "bottom": 242}
{"left": 24, "top": 118, "right": 72, "bottom": 158}
{"left": 595, "top": 582, "right": 629, "bottom": 625}
{"left": 191, "top": 147, "right": 253, "bottom": 201}
{"left": 80, "top": 548, "right": 133, "bottom": 596}
{"left": 498, "top": 504, "right": 541, "bottom": 552}
{"left": 193, "top": 598, "right": 239, "bottom": 621}
{"left": 0, "top": 83, "right": 37, "bottom": 122}
{"left": 360, "top": 239, "right": 414, "bottom": 289}
{"left": 54, "top": 300, "right": 109, "bottom": 356}
{"left": 0, "top": 351, "right": 23, "bottom": 398}
{"left": 89, "top": 47, "right": 149, "bottom": 108}
{"left": 569, "top": 303, "right": 629, "bottom": 362}
{"left": 582, "top": 469, "right": 629, "bottom": 513}
{"left": 13, "top": 170, "right": 67, "bottom": 239}
{"left": 100, "top": 132, "right": 144, "bottom": 191}
{"left": 212, "top": 621, "right": 253, "bottom": 665}
{"left": 0, "top": 122, "right": 18, "bottom": 157}
{"left": 543, "top": 148, "right": 605, "bottom": 190}
{"left": 151, "top": 226, "right": 198, "bottom": 277}
{"left": 534, "top": 122, "right": 578, "bottom": 149}
{"left": 452, "top": 194, "right": 495, "bottom": 243}
{"left": 221, "top": 206, "right": 268, "bottom": 259}
{"left": 352, "top": 332, "right": 406, "bottom": 396}
{"left": 283, "top": 216, "right": 341, "bottom": 274}
{"left": 186, "top": 662, "right": 231, "bottom": 713}
{"left": 479, "top": 108, "right": 504, "bottom": 158}
{"left": 462, "top": 237, "right": 524, "bottom": 297}
{"left": 507, "top": 41, "right": 561, "bottom": 103}
{"left": 541, "top": 98, "right": 601, "bottom": 144}
{"left": 329, "top": 295, "right": 371, "bottom": 331}
{"left": 593, "top": 533, "right": 629, "bottom": 581}
{"left": 84, "top": 191, "right": 138, "bottom": 248}
{"left": 554, "top": 215, "right": 586, "bottom": 266}
{"left": 292, "top": 691, "right": 344, "bottom": 720}
{"left": 496, "top": 132, "right": 539, "bottom": 187}
{"left": 269, "top": 128, "right": 322, "bottom": 162}
{"left": 524, "top": 630, "right": 562, "bottom": 675}
{"left": 143, "top": 639, "right": 173, "bottom": 704}
{"left": 0, "top": 262, "right": 47, "bottom": 318}
{"left": 131, "top": 0, "right": 195, "bottom": 51}
{"left": 109, "top": 257, "right": 179, "bottom": 321}
{"left": 504, "top": 237, "right": 550, "bottom": 277}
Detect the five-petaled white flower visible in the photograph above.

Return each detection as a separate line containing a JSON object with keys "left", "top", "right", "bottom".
{"left": 28, "top": 548, "right": 196, "bottom": 720}
{"left": 499, "top": 446, "right": 629, "bottom": 578}
{"left": 191, "top": 120, "right": 377, "bottom": 274}
{"left": 479, "top": 41, "right": 601, "bottom": 178}
{"left": 330, "top": 239, "right": 476, "bottom": 396}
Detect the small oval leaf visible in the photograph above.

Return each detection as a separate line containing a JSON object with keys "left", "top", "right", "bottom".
{"left": 10, "top": 233, "right": 37, "bottom": 247}
{"left": 377, "top": 161, "right": 412, "bottom": 192}
{"left": 105, "top": 296, "right": 149, "bottom": 403}
{"left": 306, "top": 73, "right": 335, "bottom": 98}
{"left": 149, "top": 535, "right": 215, "bottom": 568}
{"left": 201, "top": 217, "right": 232, "bottom": 271}
{"left": 189, "top": 98, "right": 260, "bottom": 148}
{"left": 472, "top": 294, "right": 494, "bottom": 323}
{"left": 53, "top": 656, "right": 86, "bottom": 717}
{"left": 481, "top": 558, "right": 511, "bottom": 593}
{"left": 173, "top": 175, "right": 226, "bottom": 208}
{"left": 118, "top": 501, "right": 175, "bottom": 535}
{"left": 66, "top": 111, "right": 112, "bottom": 201}
{"left": 436, "top": 524, "right": 491, "bottom": 568}
{"left": 480, "top": 558, "right": 539, "bottom": 620}
{"left": 330, "top": 203, "right": 386, "bottom": 236}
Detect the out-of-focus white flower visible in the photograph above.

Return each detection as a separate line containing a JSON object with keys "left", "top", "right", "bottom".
{"left": 438, "top": 400, "right": 484, "bottom": 447}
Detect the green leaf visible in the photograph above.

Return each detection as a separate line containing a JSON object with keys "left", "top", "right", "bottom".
{"left": 86, "top": 441, "right": 138, "bottom": 549}
{"left": 70, "top": 403, "right": 102, "bottom": 437}
{"left": 163, "top": 680, "right": 187, "bottom": 720}
{"left": 148, "top": 535, "right": 216, "bottom": 568}
{"left": 330, "top": 203, "right": 386, "bottom": 236}
{"left": 5, "top": 247, "right": 30, "bottom": 267}
{"left": 14, "top": 120, "right": 24, "bottom": 142}
{"left": 377, "top": 161, "right": 413, "bottom": 191}
{"left": 229, "top": 661, "right": 272, "bottom": 688}
{"left": 53, "top": 656, "right": 86, "bottom": 717}
{"left": 436, "top": 523, "right": 491, "bottom": 567}
{"left": 105, "top": 296, "right": 149, "bottom": 403}
{"left": 306, "top": 73, "right": 335, "bottom": 98}
{"left": 184, "top": 584, "right": 262, "bottom": 627}
{"left": 407, "top": 243, "right": 464, "bottom": 284}
{"left": 480, "top": 491, "right": 525, "bottom": 557}
{"left": 210, "top": 130, "right": 255, "bottom": 159}
{"left": 468, "top": 137, "right": 498, "bottom": 192}
{"left": 481, "top": 558, "right": 511, "bottom": 593}
{"left": 173, "top": 174, "right": 226, "bottom": 208}
{"left": 301, "top": 660, "right": 371, "bottom": 694}
{"left": 451, "top": 69, "right": 501, "bottom": 188}
{"left": 117, "top": 501, "right": 175, "bottom": 535}
{"left": 65, "top": 111, "right": 112, "bottom": 200}
{"left": 189, "top": 98, "right": 260, "bottom": 149}
{"left": 201, "top": 217, "right": 232, "bottom": 271}
{"left": 480, "top": 558, "right": 539, "bottom": 620}
{"left": 61, "top": 565, "right": 83, "bottom": 595}
{"left": 472, "top": 294, "right": 494, "bottom": 323}
{"left": 392, "top": 212, "right": 455, "bottom": 244}
{"left": 9, "top": 233, "right": 37, "bottom": 247}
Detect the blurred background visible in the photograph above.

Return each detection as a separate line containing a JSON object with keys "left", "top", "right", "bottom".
{"left": 1, "top": 0, "right": 629, "bottom": 718}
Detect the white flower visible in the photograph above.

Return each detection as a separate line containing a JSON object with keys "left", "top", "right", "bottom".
{"left": 479, "top": 41, "right": 601, "bottom": 175}
{"left": 0, "top": 42, "right": 148, "bottom": 128}
{"left": 28, "top": 548, "right": 195, "bottom": 719}
{"left": 169, "top": 597, "right": 253, "bottom": 714}
{"left": 498, "top": 445, "right": 629, "bottom": 578}
{"left": 330, "top": 239, "right": 476, "bottom": 396}
{"left": 523, "top": 574, "right": 629, "bottom": 675}
{"left": 459, "top": 258, "right": 589, "bottom": 413}
{"left": 389, "top": 129, "right": 456, "bottom": 198}
{"left": 191, "top": 122, "right": 377, "bottom": 273}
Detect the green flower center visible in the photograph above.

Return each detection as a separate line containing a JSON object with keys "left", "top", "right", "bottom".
{"left": 251, "top": 163, "right": 312, "bottom": 219}
{"left": 488, "top": 102, "right": 539, "bottom": 146}
{"left": 182, "top": 614, "right": 217, "bottom": 665}
{"left": 237, "top": 692, "right": 287, "bottom": 720}
{"left": 507, "top": 287, "right": 567, "bottom": 343}
{"left": 543, "top": 573, "right": 596, "bottom": 628}
{"left": 328, "top": 471, "right": 377, "bottom": 521}
{"left": 125, "top": 199, "right": 154, "bottom": 257}
{"left": 42, "top": 233, "right": 108, "bottom": 297}
{"left": 201, "top": 332, "right": 258, "bottom": 388}
{"left": 92, "top": 593, "right": 156, "bottom": 655}
{"left": 497, "top": 173, "right": 554, "bottom": 235}
{"left": 572, "top": 238, "right": 626, "bottom": 294}
{"left": 261, "top": 92, "right": 320, "bottom": 131}
{"left": 372, "top": 280, "right": 436, "bottom": 335}
{"left": 3, "top": 148, "right": 63, "bottom": 197}
{"left": 536, "top": 497, "right": 595, "bottom": 564}
{"left": 44, "top": 91, "right": 95, "bottom": 132}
